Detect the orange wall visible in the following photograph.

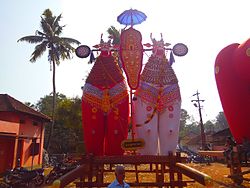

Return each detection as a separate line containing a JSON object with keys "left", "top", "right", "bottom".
{"left": 0, "top": 120, "right": 19, "bottom": 133}
{"left": 19, "top": 117, "right": 42, "bottom": 137}
{"left": 18, "top": 115, "right": 44, "bottom": 168}
{"left": 0, "top": 112, "right": 45, "bottom": 169}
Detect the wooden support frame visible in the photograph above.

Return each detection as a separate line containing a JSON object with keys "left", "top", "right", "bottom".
{"left": 75, "top": 152, "right": 190, "bottom": 188}
{"left": 52, "top": 152, "right": 214, "bottom": 188}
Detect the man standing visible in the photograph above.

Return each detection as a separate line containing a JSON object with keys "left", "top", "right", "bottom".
{"left": 108, "top": 165, "right": 130, "bottom": 188}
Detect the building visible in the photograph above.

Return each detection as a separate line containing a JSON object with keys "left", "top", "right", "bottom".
{"left": 211, "top": 128, "right": 232, "bottom": 150}
{"left": 184, "top": 129, "right": 232, "bottom": 152}
{"left": 0, "top": 94, "right": 51, "bottom": 173}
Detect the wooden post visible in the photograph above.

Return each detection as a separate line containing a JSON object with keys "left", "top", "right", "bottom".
{"left": 175, "top": 163, "right": 213, "bottom": 187}
{"left": 135, "top": 163, "right": 139, "bottom": 183}
{"left": 12, "top": 136, "right": 19, "bottom": 168}
{"left": 88, "top": 155, "right": 93, "bottom": 188}
{"left": 176, "top": 152, "right": 183, "bottom": 188}
{"left": 155, "top": 163, "right": 159, "bottom": 183}
{"left": 160, "top": 163, "right": 165, "bottom": 185}
{"left": 169, "top": 152, "right": 175, "bottom": 188}
{"left": 229, "top": 151, "right": 243, "bottom": 185}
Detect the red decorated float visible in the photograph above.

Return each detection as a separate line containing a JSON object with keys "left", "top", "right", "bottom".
{"left": 78, "top": 36, "right": 129, "bottom": 156}
{"left": 215, "top": 38, "right": 250, "bottom": 144}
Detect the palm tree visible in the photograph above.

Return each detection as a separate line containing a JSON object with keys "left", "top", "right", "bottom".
{"left": 18, "top": 9, "right": 81, "bottom": 150}
{"left": 107, "top": 26, "right": 120, "bottom": 45}
{"left": 107, "top": 26, "right": 123, "bottom": 70}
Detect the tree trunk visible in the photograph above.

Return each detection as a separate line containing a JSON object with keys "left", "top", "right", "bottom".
{"left": 45, "top": 59, "right": 56, "bottom": 151}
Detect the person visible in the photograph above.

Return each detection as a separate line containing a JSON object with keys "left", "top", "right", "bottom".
{"left": 224, "top": 136, "right": 236, "bottom": 165}
{"left": 108, "top": 165, "right": 130, "bottom": 188}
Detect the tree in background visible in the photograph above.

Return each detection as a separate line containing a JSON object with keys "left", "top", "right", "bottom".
{"left": 18, "top": 9, "right": 81, "bottom": 150}
{"left": 179, "top": 110, "right": 229, "bottom": 136}
{"left": 179, "top": 109, "right": 199, "bottom": 141}
{"left": 204, "top": 120, "right": 215, "bottom": 133}
{"left": 36, "top": 93, "right": 67, "bottom": 115}
{"left": 55, "top": 96, "right": 83, "bottom": 153}
{"left": 214, "top": 111, "right": 229, "bottom": 131}
{"left": 35, "top": 94, "right": 83, "bottom": 154}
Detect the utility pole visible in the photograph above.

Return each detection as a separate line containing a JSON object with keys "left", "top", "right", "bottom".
{"left": 191, "top": 90, "right": 207, "bottom": 150}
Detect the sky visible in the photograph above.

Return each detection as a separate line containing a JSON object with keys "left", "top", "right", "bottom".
{"left": 1, "top": 0, "right": 250, "bottom": 122}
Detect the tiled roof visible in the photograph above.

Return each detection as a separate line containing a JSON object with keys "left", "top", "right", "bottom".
{"left": 185, "top": 134, "right": 202, "bottom": 145}
{"left": 212, "top": 128, "right": 231, "bottom": 137}
{"left": 0, "top": 94, "right": 51, "bottom": 122}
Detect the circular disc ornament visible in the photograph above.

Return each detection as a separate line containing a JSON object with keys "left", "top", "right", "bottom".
{"left": 75, "top": 45, "right": 91, "bottom": 58}
{"left": 172, "top": 43, "right": 188, "bottom": 56}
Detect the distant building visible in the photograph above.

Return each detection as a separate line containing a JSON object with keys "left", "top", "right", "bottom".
{"left": 211, "top": 128, "right": 232, "bottom": 150}
{"left": 180, "top": 131, "right": 199, "bottom": 147}
{"left": 184, "top": 133, "right": 203, "bottom": 152}
{"left": 0, "top": 94, "right": 51, "bottom": 173}
{"left": 183, "top": 128, "right": 232, "bottom": 152}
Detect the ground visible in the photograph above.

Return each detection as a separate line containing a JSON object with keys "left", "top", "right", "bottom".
{"left": 185, "top": 163, "right": 250, "bottom": 187}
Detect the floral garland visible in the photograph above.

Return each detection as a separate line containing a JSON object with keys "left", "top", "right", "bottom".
{"left": 135, "top": 82, "right": 181, "bottom": 113}
{"left": 82, "top": 81, "right": 128, "bottom": 113}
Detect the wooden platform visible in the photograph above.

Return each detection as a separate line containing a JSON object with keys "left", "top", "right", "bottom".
{"left": 52, "top": 152, "right": 214, "bottom": 188}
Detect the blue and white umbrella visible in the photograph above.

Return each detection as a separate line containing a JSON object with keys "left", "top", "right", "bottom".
{"left": 117, "top": 9, "right": 147, "bottom": 27}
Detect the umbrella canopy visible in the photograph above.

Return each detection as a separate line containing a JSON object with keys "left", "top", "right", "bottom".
{"left": 117, "top": 9, "right": 147, "bottom": 26}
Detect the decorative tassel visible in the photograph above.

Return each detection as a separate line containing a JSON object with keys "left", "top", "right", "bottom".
{"left": 88, "top": 51, "right": 95, "bottom": 64}
{"left": 169, "top": 51, "right": 175, "bottom": 66}
{"left": 136, "top": 88, "right": 163, "bottom": 127}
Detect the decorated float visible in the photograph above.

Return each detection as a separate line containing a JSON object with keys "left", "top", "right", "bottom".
{"left": 76, "top": 9, "right": 188, "bottom": 157}
{"left": 213, "top": 38, "right": 250, "bottom": 185}
{"left": 51, "top": 9, "right": 222, "bottom": 188}
{"left": 198, "top": 37, "right": 250, "bottom": 185}
{"left": 78, "top": 34, "right": 129, "bottom": 156}
{"left": 133, "top": 33, "right": 186, "bottom": 155}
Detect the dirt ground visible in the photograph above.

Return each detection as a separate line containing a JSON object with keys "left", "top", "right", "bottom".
{"left": 184, "top": 163, "right": 250, "bottom": 187}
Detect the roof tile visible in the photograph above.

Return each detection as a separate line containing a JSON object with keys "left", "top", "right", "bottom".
{"left": 0, "top": 94, "right": 51, "bottom": 122}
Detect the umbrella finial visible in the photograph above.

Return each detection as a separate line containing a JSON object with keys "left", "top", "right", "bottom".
{"left": 117, "top": 9, "right": 147, "bottom": 27}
